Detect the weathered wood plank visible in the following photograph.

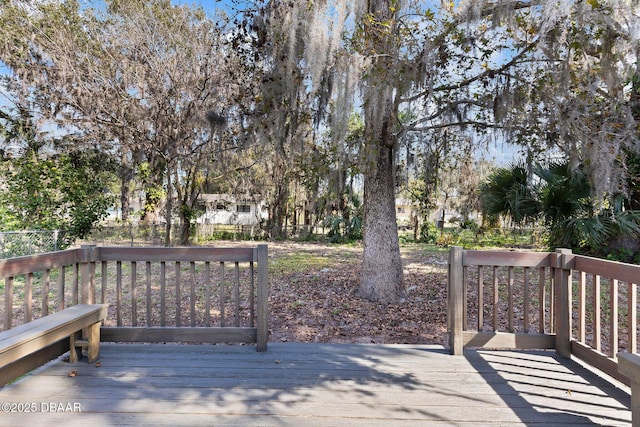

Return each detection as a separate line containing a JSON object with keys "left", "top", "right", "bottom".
{"left": 463, "top": 332, "right": 556, "bottom": 350}
{"left": 0, "top": 340, "right": 68, "bottom": 387}
{"left": 96, "top": 246, "right": 255, "bottom": 263}
{"left": 571, "top": 340, "right": 629, "bottom": 385}
{"left": 463, "top": 250, "right": 554, "bottom": 268}
{"left": 0, "top": 305, "right": 108, "bottom": 366}
{"left": 0, "top": 343, "right": 631, "bottom": 426}
{"left": 100, "top": 326, "right": 257, "bottom": 343}
{"left": 0, "top": 250, "right": 80, "bottom": 279}
{"left": 574, "top": 254, "right": 640, "bottom": 285}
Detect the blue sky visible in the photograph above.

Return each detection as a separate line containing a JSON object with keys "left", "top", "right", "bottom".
{"left": 80, "top": 0, "right": 233, "bottom": 15}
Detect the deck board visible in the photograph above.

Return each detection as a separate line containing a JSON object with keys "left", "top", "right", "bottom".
{"left": 0, "top": 343, "right": 631, "bottom": 426}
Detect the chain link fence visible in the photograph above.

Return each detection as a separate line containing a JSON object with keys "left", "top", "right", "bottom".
{"left": 83, "top": 223, "right": 177, "bottom": 246}
{"left": 0, "top": 230, "right": 60, "bottom": 258}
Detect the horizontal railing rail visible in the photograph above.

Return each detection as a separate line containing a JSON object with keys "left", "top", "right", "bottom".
{"left": 1, "top": 244, "right": 268, "bottom": 351}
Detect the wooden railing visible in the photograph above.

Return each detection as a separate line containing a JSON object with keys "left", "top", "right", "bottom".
{"left": 447, "top": 247, "right": 557, "bottom": 355}
{"left": 1, "top": 244, "right": 269, "bottom": 351}
{"left": 448, "top": 246, "right": 638, "bottom": 386}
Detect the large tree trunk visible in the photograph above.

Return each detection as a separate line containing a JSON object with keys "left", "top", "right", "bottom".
{"left": 120, "top": 166, "right": 131, "bottom": 222}
{"left": 360, "top": 143, "right": 404, "bottom": 303}
{"left": 268, "top": 157, "right": 289, "bottom": 239}
{"left": 358, "top": 0, "right": 404, "bottom": 303}
{"left": 179, "top": 212, "right": 191, "bottom": 245}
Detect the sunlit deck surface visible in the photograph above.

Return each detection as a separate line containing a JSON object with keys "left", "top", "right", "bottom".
{"left": 0, "top": 342, "right": 631, "bottom": 426}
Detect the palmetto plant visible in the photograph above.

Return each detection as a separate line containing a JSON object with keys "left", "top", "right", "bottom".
{"left": 536, "top": 162, "right": 640, "bottom": 250}
{"left": 479, "top": 160, "right": 640, "bottom": 253}
{"left": 479, "top": 162, "right": 540, "bottom": 227}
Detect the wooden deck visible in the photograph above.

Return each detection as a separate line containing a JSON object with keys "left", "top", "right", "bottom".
{"left": 0, "top": 343, "right": 632, "bottom": 426}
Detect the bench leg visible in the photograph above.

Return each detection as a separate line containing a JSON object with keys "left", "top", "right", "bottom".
{"left": 69, "top": 331, "right": 82, "bottom": 363}
{"left": 87, "top": 322, "right": 101, "bottom": 363}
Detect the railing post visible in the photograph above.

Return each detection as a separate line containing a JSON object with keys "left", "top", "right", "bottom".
{"left": 79, "top": 245, "right": 97, "bottom": 304}
{"left": 256, "top": 244, "right": 269, "bottom": 352}
{"left": 555, "top": 248, "right": 573, "bottom": 358}
{"left": 448, "top": 246, "right": 464, "bottom": 355}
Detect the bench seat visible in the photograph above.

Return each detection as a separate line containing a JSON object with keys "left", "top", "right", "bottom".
{"left": 0, "top": 304, "right": 108, "bottom": 369}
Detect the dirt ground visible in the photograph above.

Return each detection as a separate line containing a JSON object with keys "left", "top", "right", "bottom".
{"left": 263, "top": 241, "right": 450, "bottom": 347}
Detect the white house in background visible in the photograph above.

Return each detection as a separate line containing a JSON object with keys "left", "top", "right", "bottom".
{"left": 395, "top": 198, "right": 416, "bottom": 229}
{"left": 196, "top": 194, "right": 267, "bottom": 226}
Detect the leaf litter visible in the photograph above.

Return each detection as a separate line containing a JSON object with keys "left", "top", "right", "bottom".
{"left": 266, "top": 242, "right": 449, "bottom": 346}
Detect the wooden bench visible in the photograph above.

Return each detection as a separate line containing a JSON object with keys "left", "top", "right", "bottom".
{"left": 0, "top": 304, "right": 108, "bottom": 384}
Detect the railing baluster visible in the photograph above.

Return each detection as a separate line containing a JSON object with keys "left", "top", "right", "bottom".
{"left": 57, "top": 266, "right": 65, "bottom": 311}
{"left": 146, "top": 261, "right": 152, "bottom": 327}
{"left": 235, "top": 262, "right": 240, "bottom": 327}
{"left": 578, "top": 271, "right": 586, "bottom": 342}
{"left": 524, "top": 267, "right": 530, "bottom": 333}
{"left": 89, "top": 255, "right": 96, "bottom": 304}
{"left": 478, "top": 265, "right": 484, "bottom": 331}
{"left": 43, "top": 269, "right": 50, "bottom": 316}
{"left": 4, "top": 277, "right": 13, "bottom": 330}
{"left": 463, "top": 265, "right": 468, "bottom": 331}
{"left": 116, "top": 261, "right": 122, "bottom": 326}
{"left": 101, "top": 261, "right": 107, "bottom": 305}
{"left": 25, "top": 273, "right": 33, "bottom": 323}
{"left": 73, "top": 263, "right": 79, "bottom": 305}
{"left": 493, "top": 266, "right": 499, "bottom": 331}
{"left": 249, "top": 261, "right": 255, "bottom": 328}
{"left": 175, "top": 261, "right": 181, "bottom": 327}
{"left": 205, "top": 262, "right": 211, "bottom": 327}
{"left": 131, "top": 261, "right": 137, "bottom": 327}
{"left": 190, "top": 261, "right": 196, "bottom": 327}
{"left": 630, "top": 282, "right": 637, "bottom": 354}
{"left": 610, "top": 278, "right": 618, "bottom": 358}
{"left": 160, "top": 261, "right": 166, "bottom": 327}
{"left": 539, "top": 267, "right": 546, "bottom": 334}
{"left": 594, "top": 274, "right": 601, "bottom": 352}
{"left": 549, "top": 271, "right": 555, "bottom": 334}
{"left": 508, "top": 266, "right": 514, "bottom": 333}
{"left": 220, "top": 261, "right": 225, "bottom": 327}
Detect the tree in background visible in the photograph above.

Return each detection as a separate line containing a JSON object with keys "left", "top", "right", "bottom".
{"left": 1, "top": 0, "right": 638, "bottom": 275}
{"left": 0, "top": 105, "right": 116, "bottom": 245}
{"left": 0, "top": 0, "right": 244, "bottom": 245}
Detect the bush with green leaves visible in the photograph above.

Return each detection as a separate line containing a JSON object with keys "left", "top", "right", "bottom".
{"left": 479, "top": 160, "right": 640, "bottom": 258}
{"left": 1, "top": 148, "right": 117, "bottom": 247}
